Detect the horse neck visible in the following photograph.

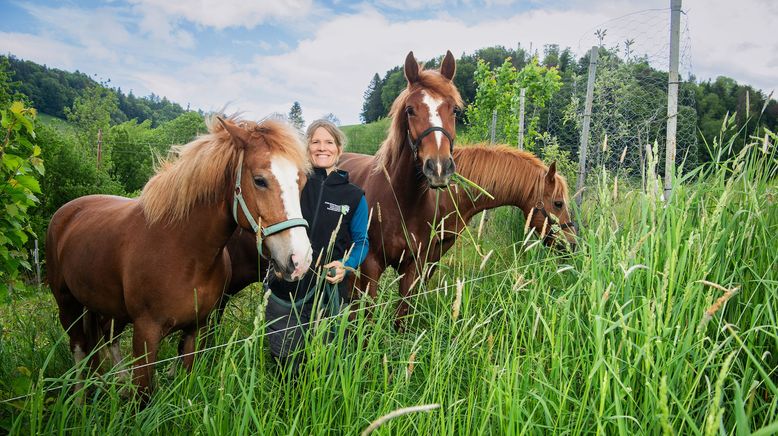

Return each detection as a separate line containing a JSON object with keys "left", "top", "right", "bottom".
{"left": 178, "top": 195, "right": 236, "bottom": 261}
{"left": 454, "top": 148, "right": 544, "bottom": 220}
{"left": 380, "top": 124, "right": 429, "bottom": 206}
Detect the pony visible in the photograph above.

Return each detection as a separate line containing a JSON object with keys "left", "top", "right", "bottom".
{"left": 220, "top": 50, "right": 462, "bottom": 309}
{"left": 46, "top": 115, "right": 312, "bottom": 395}
{"left": 341, "top": 144, "right": 576, "bottom": 326}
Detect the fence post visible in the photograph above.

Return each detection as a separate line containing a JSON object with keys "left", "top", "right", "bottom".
{"left": 96, "top": 128, "right": 103, "bottom": 169}
{"left": 489, "top": 109, "right": 497, "bottom": 144}
{"left": 33, "top": 239, "right": 41, "bottom": 288}
{"left": 664, "top": 0, "right": 682, "bottom": 200}
{"left": 575, "top": 46, "right": 598, "bottom": 207}
{"left": 517, "top": 88, "right": 526, "bottom": 149}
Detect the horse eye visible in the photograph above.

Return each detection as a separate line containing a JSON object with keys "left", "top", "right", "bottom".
{"left": 405, "top": 106, "right": 415, "bottom": 116}
{"left": 554, "top": 201, "right": 564, "bottom": 209}
{"left": 254, "top": 176, "right": 268, "bottom": 189}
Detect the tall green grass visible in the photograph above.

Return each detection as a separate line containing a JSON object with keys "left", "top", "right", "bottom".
{"left": 1, "top": 127, "right": 776, "bottom": 434}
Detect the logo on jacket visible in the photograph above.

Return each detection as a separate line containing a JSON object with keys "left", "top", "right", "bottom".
{"left": 325, "top": 201, "right": 349, "bottom": 215}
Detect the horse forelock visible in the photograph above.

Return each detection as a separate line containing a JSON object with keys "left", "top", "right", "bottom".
{"left": 374, "top": 67, "right": 462, "bottom": 172}
{"left": 140, "top": 114, "right": 309, "bottom": 226}
{"left": 453, "top": 145, "right": 570, "bottom": 205}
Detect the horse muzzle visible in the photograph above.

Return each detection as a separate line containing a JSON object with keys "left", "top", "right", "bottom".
{"left": 423, "top": 157, "right": 455, "bottom": 189}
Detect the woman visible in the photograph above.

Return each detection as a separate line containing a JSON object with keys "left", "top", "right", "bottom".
{"left": 266, "top": 119, "right": 369, "bottom": 370}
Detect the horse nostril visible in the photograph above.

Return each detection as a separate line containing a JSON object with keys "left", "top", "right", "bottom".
{"left": 424, "top": 159, "right": 435, "bottom": 173}
{"left": 446, "top": 157, "right": 455, "bottom": 174}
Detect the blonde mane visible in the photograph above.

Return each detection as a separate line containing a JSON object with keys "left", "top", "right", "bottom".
{"left": 139, "top": 114, "right": 309, "bottom": 225}
{"left": 374, "top": 67, "right": 463, "bottom": 171}
{"left": 454, "top": 145, "right": 570, "bottom": 204}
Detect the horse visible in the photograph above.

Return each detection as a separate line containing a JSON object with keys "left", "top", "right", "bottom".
{"left": 220, "top": 50, "right": 462, "bottom": 310}
{"left": 46, "top": 115, "right": 312, "bottom": 396}
{"left": 340, "top": 144, "right": 577, "bottom": 327}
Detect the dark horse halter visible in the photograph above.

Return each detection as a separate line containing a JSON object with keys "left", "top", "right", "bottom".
{"left": 532, "top": 202, "right": 576, "bottom": 245}
{"left": 406, "top": 120, "right": 455, "bottom": 159}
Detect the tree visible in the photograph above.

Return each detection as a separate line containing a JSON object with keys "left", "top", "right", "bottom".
{"left": 1, "top": 101, "right": 43, "bottom": 296}
{"left": 320, "top": 113, "right": 341, "bottom": 126}
{"left": 288, "top": 101, "right": 305, "bottom": 131}
{"left": 465, "top": 57, "right": 561, "bottom": 149}
{"left": 360, "top": 73, "right": 385, "bottom": 123}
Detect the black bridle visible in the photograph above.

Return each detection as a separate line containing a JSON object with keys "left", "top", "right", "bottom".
{"left": 532, "top": 202, "right": 576, "bottom": 245}
{"left": 406, "top": 125, "right": 455, "bottom": 159}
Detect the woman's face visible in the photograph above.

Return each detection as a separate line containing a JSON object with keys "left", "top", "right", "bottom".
{"left": 308, "top": 126, "right": 340, "bottom": 171}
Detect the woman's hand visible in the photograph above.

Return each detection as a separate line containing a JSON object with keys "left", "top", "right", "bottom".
{"left": 323, "top": 260, "right": 346, "bottom": 284}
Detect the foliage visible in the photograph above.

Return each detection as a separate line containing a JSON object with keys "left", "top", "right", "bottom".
{"left": 465, "top": 57, "right": 562, "bottom": 150}
{"left": 538, "top": 132, "right": 577, "bottom": 182}
{"left": 360, "top": 73, "right": 385, "bottom": 123}
{"left": 0, "top": 102, "right": 43, "bottom": 298}
{"left": 320, "top": 113, "right": 341, "bottom": 126}
{"left": 64, "top": 85, "right": 120, "bottom": 162}
{"left": 288, "top": 101, "right": 305, "bottom": 131}
{"left": 2, "top": 54, "right": 184, "bottom": 126}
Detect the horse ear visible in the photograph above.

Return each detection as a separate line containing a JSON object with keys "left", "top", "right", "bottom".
{"left": 404, "top": 51, "right": 420, "bottom": 85}
{"left": 546, "top": 161, "right": 557, "bottom": 184}
{"left": 440, "top": 50, "right": 456, "bottom": 81}
{"left": 218, "top": 116, "right": 251, "bottom": 149}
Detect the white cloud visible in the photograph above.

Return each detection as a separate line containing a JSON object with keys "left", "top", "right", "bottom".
{"left": 129, "top": 0, "right": 314, "bottom": 30}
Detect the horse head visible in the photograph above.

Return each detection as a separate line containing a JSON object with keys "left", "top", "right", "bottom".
{"left": 400, "top": 50, "right": 460, "bottom": 188}
{"left": 219, "top": 117, "right": 313, "bottom": 281}
{"left": 527, "top": 162, "right": 577, "bottom": 250}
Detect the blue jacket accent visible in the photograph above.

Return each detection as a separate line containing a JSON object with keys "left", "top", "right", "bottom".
{"left": 344, "top": 196, "right": 368, "bottom": 270}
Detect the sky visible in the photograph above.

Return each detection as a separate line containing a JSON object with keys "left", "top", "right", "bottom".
{"left": 1, "top": 0, "right": 776, "bottom": 125}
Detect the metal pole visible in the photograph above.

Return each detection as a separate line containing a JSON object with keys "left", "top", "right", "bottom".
{"left": 489, "top": 109, "right": 497, "bottom": 144}
{"left": 518, "top": 88, "right": 526, "bottom": 149}
{"left": 664, "top": 0, "right": 681, "bottom": 200}
{"left": 575, "top": 46, "right": 598, "bottom": 207}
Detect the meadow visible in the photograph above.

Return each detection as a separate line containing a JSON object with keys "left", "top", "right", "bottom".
{"left": 0, "top": 128, "right": 776, "bottom": 435}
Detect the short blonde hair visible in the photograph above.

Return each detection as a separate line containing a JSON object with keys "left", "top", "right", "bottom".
{"left": 306, "top": 119, "right": 347, "bottom": 150}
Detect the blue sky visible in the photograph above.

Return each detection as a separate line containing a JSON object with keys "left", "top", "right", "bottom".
{"left": 1, "top": 0, "right": 776, "bottom": 124}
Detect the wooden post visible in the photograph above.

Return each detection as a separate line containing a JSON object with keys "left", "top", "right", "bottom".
{"left": 517, "top": 88, "right": 526, "bottom": 149}
{"left": 575, "top": 46, "right": 598, "bottom": 207}
{"left": 664, "top": 0, "right": 682, "bottom": 200}
{"left": 489, "top": 109, "right": 497, "bottom": 144}
{"left": 96, "top": 128, "right": 103, "bottom": 169}
{"left": 33, "top": 239, "right": 41, "bottom": 288}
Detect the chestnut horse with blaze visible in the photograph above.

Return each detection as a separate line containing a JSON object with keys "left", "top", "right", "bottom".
{"left": 223, "top": 51, "right": 462, "bottom": 308}
{"left": 46, "top": 116, "right": 312, "bottom": 395}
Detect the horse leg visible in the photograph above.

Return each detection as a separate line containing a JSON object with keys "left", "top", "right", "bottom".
{"left": 52, "top": 285, "right": 92, "bottom": 397}
{"left": 180, "top": 325, "right": 208, "bottom": 372}
{"left": 349, "top": 255, "right": 384, "bottom": 322}
{"left": 395, "top": 262, "right": 420, "bottom": 331}
{"left": 131, "top": 319, "right": 162, "bottom": 399}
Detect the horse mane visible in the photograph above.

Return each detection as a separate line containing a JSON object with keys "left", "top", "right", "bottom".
{"left": 374, "top": 67, "right": 463, "bottom": 171}
{"left": 140, "top": 114, "right": 309, "bottom": 225}
{"left": 453, "top": 144, "right": 570, "bottom": 204}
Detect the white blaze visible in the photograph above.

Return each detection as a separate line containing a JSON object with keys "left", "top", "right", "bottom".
{"left": 421, "top": 91, "right": 445, "bottom": 151}
{"left": 270, "top": 156, "right": 312, "bottom": 272}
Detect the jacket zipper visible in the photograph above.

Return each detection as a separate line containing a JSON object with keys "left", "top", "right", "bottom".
{"left": 309, "top": 176, "right": 327, "bottom": 235}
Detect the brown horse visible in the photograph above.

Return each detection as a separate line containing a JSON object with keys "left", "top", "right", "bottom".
{"left": 340, "top": 144, "right": 576, "bottom": 326}
{"left": 46, "top": 116, "right": 312, "bottom": 395}
{"left": 220, "top": 50, "right": 461, "bottom": 305}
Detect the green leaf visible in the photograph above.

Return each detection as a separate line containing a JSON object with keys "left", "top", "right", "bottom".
{"left": 5, "top": 204, "right": 19, "bottom": 217}
{"left": 31, "top": 157, "right": 45, "bottom": 176}
{"left": 9, "top": 101, "right": 25, "bottom": 115}
{"left": 2, "top": 153, "right": 24, "bottom": 171}
{"left": 32, "top": 145, "right": 41, "bottom": 157}
{"left": 13, "top": 175, "right": 42, "bottom": 194}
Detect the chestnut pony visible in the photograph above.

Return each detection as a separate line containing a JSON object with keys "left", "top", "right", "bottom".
{"left": 46, "top": 116, "right": 312, "bottom": 395}
{"left": 222, "top": 51, "right": 461, "bottom": 307}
